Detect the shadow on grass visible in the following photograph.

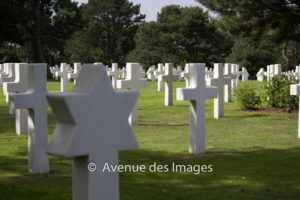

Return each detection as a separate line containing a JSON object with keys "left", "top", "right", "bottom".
{"left": 138, "top": 123, "right": 188, "bottom": 127}
{"left": 224, "top": 113, "right": 270, "bottom": 119}
{"left": 1, "top": 147, "right": 300, "bottom": 199}
{"left": 119, "top": 147, "right": 300, "bottom": 200}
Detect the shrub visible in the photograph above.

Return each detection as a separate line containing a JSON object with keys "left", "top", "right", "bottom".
{"left": 235, "top": 83, "right": 262, "bottom": 110}
{"left": 265, "top": 76, "right": 298, "bottom": 112}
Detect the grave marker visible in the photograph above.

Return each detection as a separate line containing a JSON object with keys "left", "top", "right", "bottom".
{"left": 55, "top": 63, "right": 68, "bottom": 92}
{"left": 117, "top": 63, "right": 146, "bottom": 125}
{"left": 161, "top": 63, "right": 179, "bottom": 106}
{"left": 177, "top": 63, "right": 217, "bottom": 154}
{"left": 68, "top": 63, "right": 82, "bottom": 85}
{"left": 108, "top": 63, "right": 122, "bottom": 89}
{"left": 47, "top": 64, "right": 138, "bottom": 200}
{"left": 290, "top": 68, "right": 300, "bottom": 138}
{"left": 224, "top": 63, "right": 235, "bottom": 103}
{"left": 241, "top": 67, "right": 249, "bottom": 82}
{"left": 208, "top": 63, "right": 231, "bottom": 119}
{"left": 182, "top": 64, "right": 191, "bottom": 87}
{"left": 155, "top": 64, "right": 164, "bottom": 91}
{"left": 12, "top": 63, "right": 49, "bottom": 174}
{"left": 5, "top": 63, "right": 29, "bottom": 134}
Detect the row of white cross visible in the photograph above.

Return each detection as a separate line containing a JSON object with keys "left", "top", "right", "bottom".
{"left": 256, "top": 64, "right": 300, "bottom": 82}
{"left": 256, "top": 63, "right": 300, "bottom": 139}
{"left": 2, "top": 62, "right": 300, "bottom": 200}
{"left": 0, "top": 62, "right": 248, "bottom": 200}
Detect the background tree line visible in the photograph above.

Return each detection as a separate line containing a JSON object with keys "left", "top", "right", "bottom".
{"left": 0, "top": 0, "right": 299, "bottom": 75}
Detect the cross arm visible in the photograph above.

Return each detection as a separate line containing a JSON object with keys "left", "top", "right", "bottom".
{"left": 176, "top": 88, "right": 196, "bottom": 101}
{"left": 291, "top": 84, "right": 300, "bottom": 96}
{"left": 12, "top": 92, "right": 35, "bottom": 109}
{"left": 205, "top": 86, "right": 218, "bottom": 99}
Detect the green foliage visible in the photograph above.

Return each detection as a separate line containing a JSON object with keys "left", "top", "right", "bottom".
{"left": 128, "top": 5, "right": 233, "bottom": 68}
{"left": 266, "top": 76, "right": 299, "bottom": 112}
{"left": 235, "top": 83, "right": 262, "bottom": 110}
{"left": 226, "top": 37, "right": 279, "bottom": 75}
{"left": 44, "top": 0, "right": 83, "bottom": 65}
{"left": 65, "top": 0, "right": 145, "bottom": 65}
{"left": 196, "top": 0, "right": 300, "bottom": 68}
{"left": 0, "top": 42, "right": 28, "bottom": 63}
{"left": 0, "top": 0, "right": 83, "bottom": 64}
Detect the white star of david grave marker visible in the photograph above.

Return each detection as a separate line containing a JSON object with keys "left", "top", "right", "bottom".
{"left": 47, "top": 64, "right": 138, "bottom": 200}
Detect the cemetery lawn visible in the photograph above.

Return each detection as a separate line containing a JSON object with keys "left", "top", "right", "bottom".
{"left": 1, "top": 80, "right": 300, "bottom": 200}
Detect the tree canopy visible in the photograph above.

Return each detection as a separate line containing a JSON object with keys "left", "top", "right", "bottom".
{"left": 0, "top": 0, "right": 298, "bottom": 75}
{"left": 128, "top": 5, "right": 233, "bottom": 68}
{"left": 64, "top": 0, "right": 145, "bottom": 65}
{"left": 197, "top": 0, "right": 300, "bottom": 69}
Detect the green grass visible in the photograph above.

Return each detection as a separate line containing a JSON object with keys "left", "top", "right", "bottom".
{"left": 1, "top": 80, "right": 300, "bottom": 200}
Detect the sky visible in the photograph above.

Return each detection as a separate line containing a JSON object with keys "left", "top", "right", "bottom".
{"left": 73, "top": 0, "right": 208, "bottom": 21}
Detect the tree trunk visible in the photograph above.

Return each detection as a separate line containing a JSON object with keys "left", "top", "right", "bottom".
{"left": 31, "top": 0, "right": 45, "bottom": 63}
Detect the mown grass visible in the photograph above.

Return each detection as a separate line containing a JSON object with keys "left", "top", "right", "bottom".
{"left": 0, "top": 79, "right": 300, "bottom": 200}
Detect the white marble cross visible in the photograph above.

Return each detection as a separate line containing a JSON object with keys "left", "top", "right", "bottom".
{"left": 290, "top": 68, "right": 300, "bottom": 138}
{"left": 161, "top": 63, "right": 179, "bottom": 106}
{"left": 121, "top": 67, "right": 126, "bottom": 79}
{"left": 224, "top": 63, "right": 235, "bottom": 103}
{"left": 12, "top": 63, "right": 49, "bottom": 174}
{"left": 140, "top": 66, "right": 146, "bottom": 78}
{"left": 68, "top": 63, "right": 82, "bottom": 85}
{"left": 5, "top": 63, "right": 29, "bottom": 134}
{"left": 50, "top": 65, "right": 60, "bottom": 80}
{"left": 2, "top": 63, "right": 16, "bottom": 103}
{"left": 256, "top": 68, "right": 265, "bottom": 82}
{"left": 208, "top": 63, "right": 231, "bottom": 119}
{"left": 273, "top": 64, "right": 282, "bottom": 78}
{"left": 47, "top": 64, "right": 138, "bottom": 200}
{"left": 146, "top": 66, "right": 156, "bottom": 81}
{"left": 0, "top": 64, "right": 5, "bottom": 74}
{"left": 205, "top": 67, "right": 212, "bottom": 81}
{"left": 269, "top": 64, "right": 275, "bottom": 81}
{"left": 117, "top": 63, "right": 146, "bottom": 125}
{"left": 108, "top": 63, "right": 122, "bottom": 89}
{"left": 241, "top": 67, "right": 249, "bottom": 82}
{"left": 177, "top": 63, "right": 217, "bottom": 154}
{"left": 177, "top": 66, "right": 182, "bottom": 81}
{"left": 182, "top": 64, "right": 191, "bottom": 87}
{"left": 155, "top": 63, "right": 164, "bottom": 91}
{"left": 0, "top": 63, "right": 14, "bottom": 80}
{"left": 55, "top": 63, "right": 68, "bottom": 92}
{"left": 231, "top": 64, "right": 241, "bottom": 90}
{"left": 0, "top": 63, "right": 8, "bottom": 79}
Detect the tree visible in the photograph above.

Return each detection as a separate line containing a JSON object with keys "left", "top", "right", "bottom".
{"left": 128, "top": 5, "right": 233, "bottom": 68}
{"left": 0, "top": 0, "right": 46, "bottom": 62}
{"left": 196, "top": 0, "right": 300, "bottom": 68}
{"left": 226, "top": 37, "right": 280, "bottom": 75}
{"left": 65, "top": 0, "right": 145, "bottom": 65}
{"left": 0, "top": 0, "right": 83, "bottom": 66}
{"left": 44, "top": 0, "right": 83, "bottom": 65}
